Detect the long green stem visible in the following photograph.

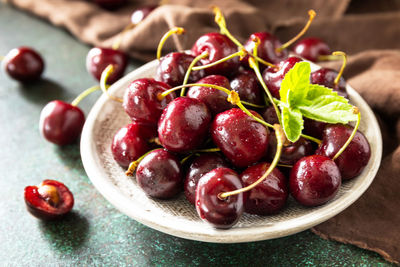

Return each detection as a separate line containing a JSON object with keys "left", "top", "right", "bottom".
{"left": 332, "top": 51, "right": 347, "bottom": 86}
{"left": 71, "top": 85, "right": 100, "bottom": 107}
{"left": 156, "top": 27, "right": 185, "bottom": 60}
{"left": 193, "top": 147, "right": 221, "bottom": 153}
{"left": 333, "top": 109, "right": 361, "bottom": 160}
{"left": 125, "top": 149, "right": 159, "bottom": 176}
{"left": 241, "top": 101, "right": 265, "bottom": 109}
{"left": 100, "top": 65, "right": 123, "bottom": 103}
{"left": 181, "top": 51, "right": 209, "bottom": 96}
{"left": 191, "top": 50, "right": 246, "bottom": 71}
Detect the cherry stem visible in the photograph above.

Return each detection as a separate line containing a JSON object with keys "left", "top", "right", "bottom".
{"left": 100, "top": 65, "right": 124, "bottom": 103}
{"left": 192, "top": 147, "right": 220, "bottom": 153}
{"left": 180, "top": 154, "right": 194, "bottom": 165}
{"left": 219, "top": 124, "right": 284, "bottom": 199}
{"left": 157, "top": 27, "right": 185, "bottom": 60}
{"left": 301, "top": 133, "right": 322, "bottom": 145}
{"left": 181, "top": 51, "right": 209, "bottom": 96}
{"left": 191, "top": 50, "right": 247, "bottom": 71}
{"left": 317, "top": 54, "right": 341, "bottom": 61}
{"left": 332, "top": 51, "right": 347, "bottom": 86}
{"left": 71, "top": 85, "right": 100, "bottom": 107}
{"left": 333, "top": 107, "right": 361, "bottom": 160}
{"left": 276, "top": 9, "right": 316, "bottom": 53}
{"left": 125, "top": 148, "right": 159, "bottom": 176}
{"left": 112, "top": 23, "right": 136, "bottom": 51}
{"left": 277, "top": 163, "right": 293, "bottom": 168}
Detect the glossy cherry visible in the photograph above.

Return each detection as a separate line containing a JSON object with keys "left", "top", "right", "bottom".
{"left": 187, "top": 75, "right": 233, "bottom": 115}
{"left": 303, "top": 118, "right": 327, "bottom": 139}
{"left": 292, "top": 37, "right": 330, "bottom": 62}
{"left": 262, "top": 56, "right": 303, "bottom": 98}
{"left": 93, "top": 0, "right": 126, "bottom": 9}
{"left": 191, "top": 32, "right": 240, "bottom": 76}
{"left": 39, "top": 100, "right": 85, "bottom": 146}
{"left": 123, "top": 78, "right": 175, "bottom": 125}
{"left": 316, "top": 124, "right": 371, "bottom": 180}
{"left": 241, "top": 162, "right": 288, "bottom": 215}
{"left": 2, "top": 46, "right": 44, "bottom": 82}
{"left": 86, "top": 47, "right": 128, "bottom": 84}
{"left": 211, "top": 108, "right": 269, "bottom": 168}
{"left": 230, "top": 70, "right": 263, "bottom": 105}
{"left": 311, "top": 68, "right": 348, "bottom": 98}
{"left": 290, "top": 155, "right": 341, "bottom": 206}
{"left": 262, "top": 105, "right": 279, "bottom": 125}
{"left": 131, "top": 5, "right": 157, "bottom": 25}
{"left": 158, "top": 97, "right": 211, "bottom": 153}
{"left": 156, "top": 52, "right": 205, "bottom": 88}
{"left": 24, "top": 180, "right": 74, "bottom": 220}
{"left": 196, "top": 167, "right": 244, "bottom": 229}
{"left": 136, "top": 149, "right": 183, "bottom": 199}
{"left": 184, "top": 153, "right": 229, "bottom": 205}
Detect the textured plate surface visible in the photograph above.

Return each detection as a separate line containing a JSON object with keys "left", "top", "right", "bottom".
{"left": 81, "top": 59, "right": 382, "bottom": 243}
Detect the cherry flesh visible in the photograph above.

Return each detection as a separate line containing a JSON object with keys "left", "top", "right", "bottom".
{"left": 131, "top": 5, "right": 157, "bottom": 25}
{"left": 39, "top": 100, "right": 85, "bottom": 146}
{"left": 111, "top": 122, "right": 156, "bottom": 168}
{"left": 3, "top": 46, "right": 44, "bottom": 82}
{"left": 196, "top": 167, "right": 244, "bottom": 229}
{"left": 136, "top": 149, "right": 183, "bottom": 199}
{"left": 230, "top": 70, "right": 264, "bottom": 105}
{"left": 292, "top": 37, "right": 330, "bottom": 62}
{"left": 311, "top": 68, "right": 348, "bottom": 98}
{"left": 316, "top": 124, "right": 371, "bottom": 180}
{"left": 241, "top": 162, "right": 288, "bottom": 215}
{"left": 290, "top": 155, "right": 341, "bottom": 206}
{"left": 191, "top": 32, "right": 240, "bottom": 76}
{"left": 262, "top": 56, "right": 303, "bottom": 98}
{"left": 184, "top": 153, "right": 229, "bottom": 205}
{"left": 123, "top": 78, "right": 175, "bottom": 125}
{"left": 93, "top": 0, "right": 126, "bottom": 10}
{"left": 156, "top": 52, "right": 205, "bottom": 88}
{"left": 86, "top": 47, "right": 128, "bottom": 84}
{"left": 187, "top": 75, "right": 233, "bottom": 115}
{"left": 24, "top": 180, "right": 74, "bottom": 220}
{"left": 211, "top": 108, "right": 269, "bottom": 168}
{"left": 158, "top": 97, "right": 211, "bottom": 153}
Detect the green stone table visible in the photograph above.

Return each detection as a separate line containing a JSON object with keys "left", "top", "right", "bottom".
{"left": 0, "top": 3, "right": 393, "bottom": 266}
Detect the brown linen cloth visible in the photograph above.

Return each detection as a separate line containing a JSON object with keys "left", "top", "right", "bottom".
{"left": 5, "top": 0, "right": 400, "bottom": 263}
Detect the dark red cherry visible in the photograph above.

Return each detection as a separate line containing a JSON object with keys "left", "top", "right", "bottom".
{"left": 311, "top": 68, "right": 348, "bottom": 98}
{"left": 262, "top": 56, "right": 303, "bottom": 98}
{"left": 156, "top": 52, "right": 205, "bottom": 88}
{"left": 39, "top": 100, "right": 85, "bottom": 146}
{"left": 24, "top": 180, "right": 74, "bottom": 220}
{"left": 262, "top": 105, "right": 279, "bottom": 125}
{"left": 86, "top": 47, "right": 128, "bottom": 84}
{"left": 158, "top": 97, "right": 211, "bottom": 153}
{"left": 292, "top": 37, "right": 330, "bottom": 62}
{"left": 111, "top": 122, "right": 156, "bottom": 168}
{"left": 136, "top": 149, "right": 183, "bottom": 199}
{"left": 196, "top": 167, "right": 244, "bottom": 229}
{"left": 2, "top": 46, "right": 44, "bottom": 82}
{"left": 230, "top": 70, "right": 263, "bottom": 105}
{"left": 241, "top": 162, "right": 288, "bottom": 215}
{"left": 93, "top": 0, "right": 126, "bottom": 9}
{"left": 303, "top": 118, "right": 327, "bottom": 139}
{"left": 131, "top": 5, "right": 157, "bottom": 25}
{"left": 211, "top": 108, "right": 269, "bottom": 168}
{"left": 191, "top": 32, "right": 240, "bottom": 76}
{"left": 187, "top": 75, "right": 233, "bottom": 115}
{"left": 123, "top": 78, "right": 175, "bottom": 125}
{"left": 184, "top": 153, "right": 229, "bottom": 205}
{"left": 316, "top": 124, "right": 371, "bottom": 180}
{"left": 290, "top": 155, "right": 341, "bottom": 206}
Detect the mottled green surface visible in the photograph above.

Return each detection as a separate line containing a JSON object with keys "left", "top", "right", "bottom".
{"left": 0, "top": 3, "right": 394, "bottom": 266}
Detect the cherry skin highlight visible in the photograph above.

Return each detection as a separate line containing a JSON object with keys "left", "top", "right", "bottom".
{"left": 292, "top": 37, "right": 330, "bottom": 62}
{"left": 131, "top": 5, "right": 157, "bottom": 25}
{"left": 311, "top": 68, "right": 348, "bottom": 98}
{"left": 3, "top": 46, "right": 44, "bottom": 82}
{"left": 290, "top": 155, "right": 341, "bottom": 206}
{"left": 39, "top": 100, "right": 85, "bottom": 146}
{"left": 136, "top": 149, "right": 183, "bottom": 199}
{"left": 196, "top": 167, "right": 244, "bottom": 229}
{"left": 24, "top": 180, "right": 74, "bottom": 220}
{"left": 230, "top": 70, "right": 264, "bottom": 105}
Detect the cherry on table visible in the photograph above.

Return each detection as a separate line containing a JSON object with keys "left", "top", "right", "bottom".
{"left": 292, "top": 37, "right": 331, "bottom": 62}
{"left": 2, "top": 46, "right": 44, "bottom": 82}
{"left": 230, "top": 70, "right": 264, "bottom": 106}
{"left": 93, "top": 0, "right": 126, "bottom": 10}
{"left": 24, "top": 180, "right": 74, "bottom": 220}
{"left": 131, "top": 5, "right": 158, "bottom": 25}
{"left": 311, "top": 68, "right": 348, "bottom": 98}
{"left": 196, "top": 167, "right": 244, "bottom": 229}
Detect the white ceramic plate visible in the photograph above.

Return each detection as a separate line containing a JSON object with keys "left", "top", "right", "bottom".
{"left": 81, "top": 59, "right": 382, "bottom": 243}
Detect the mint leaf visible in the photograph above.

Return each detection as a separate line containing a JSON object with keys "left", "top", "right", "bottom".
{"left": 280, "top": 106, "right": 303, "bottom": 142}
{"left": 280, "top": 62, "right": 310, "bottom": 106}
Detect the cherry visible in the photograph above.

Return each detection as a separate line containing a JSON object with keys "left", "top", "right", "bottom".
{"left": 24, "top": 180, "right": 74, "bottom": 220}
{"left": 123, "top": 78, "right": 175, "bottom": 125}
{"left": 241, "top": 162, "right": 288, "bottom": 215}
{"left": 2, "top": 46, "right": 44, "bottom": 82}
{"left": 230, "top": 70, "right": 263, "bottom": 105}
{"left": 136, "top": 148, "right": 183, "bottom": 199}
{"left": 303, "top": 118, "right": 327, "bottom": 139}
{"left": 311, "top": 68, "right": 348, "bottom": 98}
{"left": 86, "top": 47, "right": 128, "bottom": 84}
{"left": 290, "top": 155, "right": 341, "bottom": 206}
{"left": 186, "top": 75, "right": 233, "bottom": 115}
{"left": 191, "top": 32, "right": 240, "bottom": 76}
{"left": 158, "top": 97, "right": 211, "bottom": 153}
{"left": 292, "top": 37, "right": 330, "bottom": 62}
{"left": 39, "top": 100, "right": 85, "bottom": 146}
{"left": 196, "top": 167, "right": 244, "bottom": 229}
{"left": 131, "top": 5, "right": 157, "bottom": 25}
{"left": 184, "top": 153, "right": 229, "bottom": 205}
{"left": 211, "top": 108, "right": 269, "bottom": 168}
{"left": 316, "top": 124, "right": 371, "bottom": 180}
{"left": 156, "top": 52, "right": 205, "bottom": 88}
{"left": 262, "top": 105, "right": 280, "bottom": 125}
{"left": 111, "top": 122, "right": 156, "bottom": 168}
{"left": 93, "top": 0, "right": 126, "bottom": 10}
{"left": 262, "top": 56, "right": 303, "bottom": 99}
